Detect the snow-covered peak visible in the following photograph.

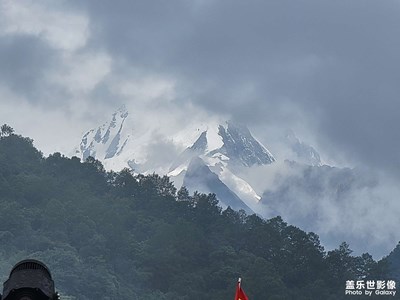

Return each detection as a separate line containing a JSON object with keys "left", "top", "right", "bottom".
{"left": 189, "top": 127, "right": 223, "bottom": 152}
{"left": 115, "top": 104, "right": 129, "bottom": 118}
{"left": 167, "top": 121, "right": 274, "bottom": 211}
{"left": 215, "top": 121, "right": 275, "bottom": 167}
{"left": 77, "top": 105, "right": 130, "bottom": 161}
{"left": 284, "top": 129, "right": 321, "bottom": 166}
{"left": 181, "top": 121, "right": 275, "bottom": 167}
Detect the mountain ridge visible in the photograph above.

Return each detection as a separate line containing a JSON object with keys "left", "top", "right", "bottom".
{"left": 0, "top": 131, "right": 387, "bottom": 299}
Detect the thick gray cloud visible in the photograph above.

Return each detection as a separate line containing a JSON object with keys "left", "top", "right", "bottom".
{"left": 1, "top": 1, "right": 400, "bottom": 168}
{"left": 0, "top": 0, "right": 398, "bottom": 173}
{"left": 64, "top": 0, "right": 400, "bottom": 175}
{"left": 0, "top": 34, "right": 55, "bottom": 100}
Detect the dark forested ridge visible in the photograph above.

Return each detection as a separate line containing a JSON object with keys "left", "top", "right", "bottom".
{"left": 0, "top": 131, "right": 393, "bottom": 299}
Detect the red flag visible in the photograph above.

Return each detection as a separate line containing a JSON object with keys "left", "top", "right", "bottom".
{"left": 234, "top": 278, "right": 249, "bottom": 300}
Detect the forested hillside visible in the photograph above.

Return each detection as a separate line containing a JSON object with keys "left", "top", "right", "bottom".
{"left": 0, "top": 132, "right": 391, "bottom": 299}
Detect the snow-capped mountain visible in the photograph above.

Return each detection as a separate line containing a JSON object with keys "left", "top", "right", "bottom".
{"left": 75, "top": 107, "right": 275, "bottom": 213}
{"left": 167, "top": 121, "right": 275, "bottom": 213}
{"left": 76, "top": 105, "right": 172, "bottom": 172}
{"left": 77, "top": 105, "right": 130, "bottom": 162}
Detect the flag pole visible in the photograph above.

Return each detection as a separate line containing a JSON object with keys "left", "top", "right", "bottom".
{"left": 234, "top": 277, "right": 249, "bottom": 300}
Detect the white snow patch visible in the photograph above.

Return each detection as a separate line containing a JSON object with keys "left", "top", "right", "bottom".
{"left": 205, "top": 125, "right": 224, "bottom": 152}
{"left": 168, "top": 164, "right": 188, "bottom": 177}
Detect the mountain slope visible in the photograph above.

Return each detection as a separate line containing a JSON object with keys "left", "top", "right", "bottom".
{"left": 1, "top": 132, "right": 387, "bottom": 300}
{"left": 183, "top": 157, "right": 254, "bottom": 214}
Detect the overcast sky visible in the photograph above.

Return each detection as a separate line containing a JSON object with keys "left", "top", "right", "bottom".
{"left": 1, "top": 0, "right": 400, "bottom": 177}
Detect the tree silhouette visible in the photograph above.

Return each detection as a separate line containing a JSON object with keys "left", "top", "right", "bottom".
{"left": 0, "top": 124, "right": 14, "bottom": 137}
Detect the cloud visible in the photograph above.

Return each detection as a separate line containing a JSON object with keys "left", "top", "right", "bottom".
{"left": 233, "top": 161, "right": 399, "bottom": 258}
{"left": 133, "top": 132, "right": 182, "bottom": 175}
{"left": 58, "top": 0, "right": 400, "bottom": 176}
{"left": 0, "top": 0, "right": 89, "bottom": 51}
{"left": 2, "top": 0, "right": 399, "bottom": 172}
{"left": 0, "top": 34, "right": 51, "bottom": 97}
{"left": 0, "top": 0, "right": 398, "bottom": 177}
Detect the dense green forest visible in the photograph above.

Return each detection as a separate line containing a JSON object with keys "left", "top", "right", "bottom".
{"left": 0, "top": 130, "right": 394, "bottom": 299}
